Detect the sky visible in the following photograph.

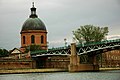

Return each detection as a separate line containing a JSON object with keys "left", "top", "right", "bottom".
{"left": 0, "top": 0, "right": 120, "bottom": 50}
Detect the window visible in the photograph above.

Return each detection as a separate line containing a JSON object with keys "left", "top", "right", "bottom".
{"left": 41, "top": 35, "right": 44, "bottom": 44}
{"left": 23, "top": 36, "right": 25, "bottom": 44}
{"left": 31, "top": 35, "right": 35, "bottom": 44}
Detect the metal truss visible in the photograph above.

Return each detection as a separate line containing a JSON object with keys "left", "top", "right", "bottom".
{"left": 77, "top": 41, "right": 120, "bottom": 55}
{"left": 31, "top": 39, "right": 120, "bottom": 57}
{"left": 31, "top": 48, "right": 71, "bottom": 57}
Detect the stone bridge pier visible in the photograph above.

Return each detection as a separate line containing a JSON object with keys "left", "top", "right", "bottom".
{"left": 69, "top": 43, "right": 99, "bottom": 72}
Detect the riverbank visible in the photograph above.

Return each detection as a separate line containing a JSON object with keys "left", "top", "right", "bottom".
{"left": 1, "top": 70, "right": 120, "bottom": 80}
{"left": 0, "top": 69, "right": 67, "bottom": 74}
{"left": 0, "top": 68, "right": 120, "bottom": 74}
{"left": 100, "top": 67, "right": 120, "bottom": 71}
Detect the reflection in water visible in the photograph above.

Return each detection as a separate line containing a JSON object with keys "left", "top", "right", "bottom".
{"left": 0, "top": 70, "right": 120, "bottom": 80}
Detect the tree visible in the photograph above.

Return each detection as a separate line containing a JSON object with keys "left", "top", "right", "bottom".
{"left": 73, "top": 25, "right": 108, "bottom": 43}
{"left": 25, "top": 44, "right": 41, "bottom": 53}
{"left": 0, "top": 48, "right": 9, "bottom": 57}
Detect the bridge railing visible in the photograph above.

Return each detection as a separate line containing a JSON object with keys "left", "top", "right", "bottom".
{"left": 76, "top": 39, "right": 120, "bottom": 47}
{"left": 31, "top": 46, "right": 70, "bottom": 55}
{"left": 31, "top": 39, "right": 120, "bottom": 55}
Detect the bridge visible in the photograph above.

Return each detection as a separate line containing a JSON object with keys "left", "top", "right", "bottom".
{"left": 31, "top": 39, "right": 120, "bottom": 72}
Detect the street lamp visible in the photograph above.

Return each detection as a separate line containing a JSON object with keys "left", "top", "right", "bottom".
{"left": 64, "top": 38, "right": 67, "bottom": 49}
{"left": 47, "top": 41, "right": 49, "bottom": 51}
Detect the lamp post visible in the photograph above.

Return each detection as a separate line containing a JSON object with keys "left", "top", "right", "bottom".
{"left": 64, "top": 38, "right": 67, "bottom": 49}
{"left": 47, "top": 42, "right": 49, "bottom": 51}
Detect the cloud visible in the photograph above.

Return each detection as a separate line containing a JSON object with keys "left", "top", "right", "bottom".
{"left": 107, "top": 35, "right": 120, "bottom": 40}
{"left": 0, "top": 0, "right": 120, "bottom": 50}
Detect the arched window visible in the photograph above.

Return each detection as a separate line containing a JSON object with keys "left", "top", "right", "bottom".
{"left": 41, "top": 35, "right": 44, "bottom": 44}
{"left": 23, "top": 36, "right": 25, "bottom": 44}
{"left": 31, "top": 35, "right": 35, "bottom": 44}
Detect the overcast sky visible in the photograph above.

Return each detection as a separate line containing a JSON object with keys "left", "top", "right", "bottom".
{"left": 0, "top": 0, "right": 120, "bottom": 50}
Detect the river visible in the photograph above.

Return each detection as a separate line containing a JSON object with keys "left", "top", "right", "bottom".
{"left": 0, "top": 70, "right": 120, "bottom": 80}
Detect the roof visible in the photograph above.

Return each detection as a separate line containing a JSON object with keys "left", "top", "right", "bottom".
{"left": 21, "top": 18, "right": 46, "bottom": 31}
{"left": 21, "top": 2, "right": 47, "bottom": 32}
{"left": 10, "top": 48, "right": 22, "bottom": 54}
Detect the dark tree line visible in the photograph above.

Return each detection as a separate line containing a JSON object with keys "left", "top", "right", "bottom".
{"left": 0, "top": 48, "right": 9, "bottom": 57}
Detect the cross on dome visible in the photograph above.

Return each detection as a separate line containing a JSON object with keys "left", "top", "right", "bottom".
{"left": 32, "top": 2, "right": 34, "bottom": 7}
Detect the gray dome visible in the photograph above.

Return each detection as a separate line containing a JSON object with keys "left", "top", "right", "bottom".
{"left": 21, "top": 18, "right": 46, "bottom": 31}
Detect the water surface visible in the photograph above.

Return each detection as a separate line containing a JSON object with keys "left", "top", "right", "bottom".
{"left": 0, "top": 70, "right": 120, "bottom": 80}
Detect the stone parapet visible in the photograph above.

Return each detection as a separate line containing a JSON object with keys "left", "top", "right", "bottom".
{"left": 0, "top": 59, "right": 36, "bottom": 69}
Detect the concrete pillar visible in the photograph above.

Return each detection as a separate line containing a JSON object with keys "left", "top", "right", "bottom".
{"left": 69, "top": 43, "right": 99, "bottom": 72}
{"left": 77, "top": 55, "right": 80, "bottom": 65}
{"left": 70, "top": 43, "right": 77, "bottom": 65}
{"left": 69, "top": 43, "right": 79, "bottom": 72}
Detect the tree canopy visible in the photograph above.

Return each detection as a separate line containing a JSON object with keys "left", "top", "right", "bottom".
{"left": 0, "top": 48, "right": 9, "bottom": 57}
{"left": 25, "top": 44, "right": 41, "bottom": 53}
{"left": 73, "top": 25, "right": 108, "bottom": 43}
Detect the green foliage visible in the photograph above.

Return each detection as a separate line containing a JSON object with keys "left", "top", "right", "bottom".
{"left": 0, "top": 48, "right": 9, "bottom": 57}
{"left": 73, "top": 25, "right": 109, "bottom": 43}
{"left": 25, "top": 44, "right": 41, "bottom": 53}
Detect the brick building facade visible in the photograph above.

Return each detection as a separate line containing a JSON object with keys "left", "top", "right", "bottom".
{"left": 99, "top": 50, "right": 120, "bottom": 67}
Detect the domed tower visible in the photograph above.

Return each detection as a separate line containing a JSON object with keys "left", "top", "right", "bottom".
{"left": 20, "top": 2, "right": 47, "bottom": 52}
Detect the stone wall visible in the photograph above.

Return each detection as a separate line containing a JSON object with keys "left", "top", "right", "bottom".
{"left": 36, "top": 56, "right": 70, "bottom": 69}
{"left": 0, "top": 59, "right": 36, "bottom": 69}
{"left": 45, "top": 60, "right": 69, "bottom": 69}
{"left": 46, "top": 56, "right": 69, "bottom": 69}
